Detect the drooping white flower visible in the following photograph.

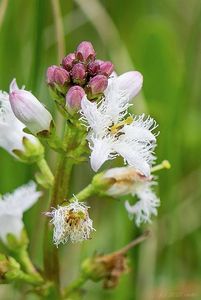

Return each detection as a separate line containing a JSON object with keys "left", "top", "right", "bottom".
{"left": 0, "top": 181, "right": 41, "bottom": 243}
{"left": 81, "top": 71, "right": 158, "bottom": 177}
{"left": 9, "top": 79, "right": 52, "bottom": 134}
{"left": 103, "top": 166, "right": 160, "bottom": 225}
{"left": 0, "top": 90, "right": 39, "bottom": 156}
{"left": 46, "top": 199, "right": 94, "bottom": 247}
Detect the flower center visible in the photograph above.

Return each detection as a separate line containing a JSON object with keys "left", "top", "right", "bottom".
{"left": 110, "top": 116, "right": 133, "bottom": 135}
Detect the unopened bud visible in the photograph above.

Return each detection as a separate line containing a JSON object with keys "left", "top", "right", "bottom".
{"left": 76, "top": 41, "right": 96, "bottom": 62}
{"left": 82, "top": 252, "right": 128, "bottom": 289}
{"left": 88, "top": 60, "right": 102, "bottom": 76}
{"left": 46, "top": 66, "right": 70, "bottom": 86}
{"left": 46, "top": 65, "right": 57, "bottom": 84}
{"left": 88, "top": 75, "right": 108, "bottom": 97}
{"left": 99, "top": 61, "right": 114, "bottom": 77}
{"left": 71, "top": 63, "right": 86, "bottom": 85}
{"left": 62, "top": 53, "right": 76, "bottom": 71}
{"left": 54, "top": 67, "right": 70, "bottom": 85}
{"left": 9, "top": 79, "right": 53, "bottom": 135}
{"left": 0, "top": 254, "right": 21, "bottom": 283}
{"left": 66, "top": 86, "right": 85, "bottom": 112}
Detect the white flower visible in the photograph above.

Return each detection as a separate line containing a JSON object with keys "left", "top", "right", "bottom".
{"left": 81, "top": 71, "right": 158, "bottom": 176}
{"left": 103, "top": 166, "right": 160, "bottom": 226}
{"left": 0, "top": 90, "right": 39, "bottom": 156}
{"left": 9, "top": 79, "right": 52, "bottom": 134}
{"left": 0, "top": 181, "right": 41, "bottom": 243}
{"left": 46, "top": 199, "right": 94, "bottom": 247}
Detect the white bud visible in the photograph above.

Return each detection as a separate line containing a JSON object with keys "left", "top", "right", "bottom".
{"left": 0, "top": 90, "right": 41, "bottom": 159}
{"left": 9, "top": 79, "right": 52, "bottom": 134}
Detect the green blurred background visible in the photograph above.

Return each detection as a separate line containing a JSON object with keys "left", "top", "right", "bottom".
{"left": 0, "top": 0, "right": 201, "bottom": 299}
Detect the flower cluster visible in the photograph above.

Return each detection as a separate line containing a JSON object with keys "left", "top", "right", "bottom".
{"left": 0, "top": 39, "right": 163, "bottom": 249}
{"left": 47, "top": 41, "right": 114, "bottom": 113}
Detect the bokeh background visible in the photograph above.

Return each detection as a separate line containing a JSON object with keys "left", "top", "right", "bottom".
{"left": 0, "top": 0, "right": 201, "bottom": 299}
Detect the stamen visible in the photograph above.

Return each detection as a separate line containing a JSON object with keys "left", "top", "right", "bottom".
{"left": 110, "top": 116, "right": 133, "bottom": 134}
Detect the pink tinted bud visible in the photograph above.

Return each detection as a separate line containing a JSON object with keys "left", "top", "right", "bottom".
{"left": 46, "top": 65, "right": 57, "bottom": 84}
{"left": 62, "top": 53, "right": 76, "bottom": 71}
{"left": 88, "top": 75, "right": 108, "bottom": 95}
{"left": 66, "top": 86, "right": 85, "bottom": 111}
{"left": 71, "top": 63, "right": 86, "bottom": 84}
{"left": 76, "top": 41, "right": 96, "bottom": 62}
{"left": 88, "top": 60, "right": 102, "bottom": 76}
{"left": 54, "top": 67, "right": 70, "bottom": 85}
{"left": 99, "top": 61, "right": 114, "bottom": 77}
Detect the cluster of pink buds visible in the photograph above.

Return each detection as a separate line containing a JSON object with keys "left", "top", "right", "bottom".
{"left": 46, "top": 41, "right": 114, "bottom": 114}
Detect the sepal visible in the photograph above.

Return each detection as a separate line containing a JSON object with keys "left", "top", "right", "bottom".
{"left": 13, "top": 137, "right": 44, "bottom": 163}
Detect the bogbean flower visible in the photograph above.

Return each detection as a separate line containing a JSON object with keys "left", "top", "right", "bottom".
{"left": 0, "top": 90, "right": 42, "bottom": 159}
{"left": 81, "top": 71, "right": 158, "bottom": 177}
{"left": 0, "top": 181, "right": 41, "bottom": 244}
{"left": 9, "top": 79, "right": 53, "bottom": 135}
{"left": 102, "top": 167, "right": 160, "bottom": 225}
{"left": 46, "top": 199, "right": 94, "bottom": 247}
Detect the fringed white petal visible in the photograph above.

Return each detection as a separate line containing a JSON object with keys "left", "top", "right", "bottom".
{"left": 89, "top": 136, "right": 114, "bottom": 172}
{"left": 81, "top": 96, "right": 111, "bottom": 136}
{"left": 0, "top": 181, "right": 41, "bottom": 243}
{"left": 125, "top": 181, "right": 160, "bottom": 226}
{"left": 101, "top": 79, "right": 130, "bottom": 123}
{"left": 122, "top": 114, "right": 158, "bottom": 143}
{"left": 115, "top": 141, "right": 151, "bottom": 177}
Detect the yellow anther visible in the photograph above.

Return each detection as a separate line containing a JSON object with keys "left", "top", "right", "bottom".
{"left": 110, "top": 116, "right": 133, "bottom": 134}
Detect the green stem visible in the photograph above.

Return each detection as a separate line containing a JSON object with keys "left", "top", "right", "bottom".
{"left": 36, "top": 158, "right": 54, "bottom": 188}
{"left": 69, "top": 184, "right": 95, "bottom": 202}
{"left": 12, "top": 248, "right": 43, "bottom": 284}
{"left": 43, "top": 122, "right": 78, "bottom": 293}
{"left": 64, "top": 275, "right": 88, "bottom": 297}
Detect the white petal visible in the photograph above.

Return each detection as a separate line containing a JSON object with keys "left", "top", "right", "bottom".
{"left": 0, "top": 181, "right": 41, "bottom": 215}
{"left": 90, "top": 137, "right": 114, "bottom": 172}
{"left": 81, "top": 96, "right": 111, "bottom": 136}
{"left": 101, "top": 79, "right": 130, "bottom": 123}
{"left": 114, "top": 141, "right": 151, "bottom": 177}
{"left": 0, "top": 214, "right": 23, "bottom": 242}
{"left": 122, "top": 115, "right": 157, "bottom": 143}
{"left": 125, "top": 181, "right": 160, "bottom": 226}
{"left": 9, "top": 78, "right": 19, "bottom": 92}
{"left": 117, "top": 71, "right": 143, "bottom": 101}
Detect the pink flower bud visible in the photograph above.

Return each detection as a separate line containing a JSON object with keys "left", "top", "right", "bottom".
{"left": 88, "top": 75, "right": 108, "bottom": 95}
{"left": 88, "top": 60, "right": 102, "bottom": 76}
{"left": 62, "top": 53, "right": 76, "bottom": 71}
{"left": 54, "top": 67, "right": 70, "bottom": 85}
{"left": 76, "top": 41, "right": 96, "bottom": 62}
{"left": 99, "top": 61, "right": 114, "bottom": 77}
{"left": 71, "top": 63, "right": 86, "bottom": 84}
{"left": 46, "top": 65, "right": 58, "bottom": 84}
{"left": 66, "top": 86, "right": 85, "bottom": 111}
